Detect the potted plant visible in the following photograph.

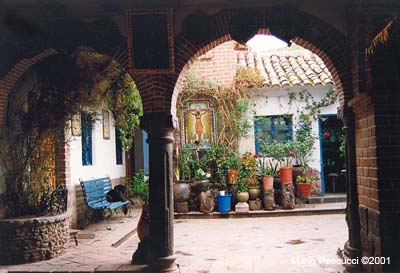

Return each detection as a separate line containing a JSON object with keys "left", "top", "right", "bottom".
{"left": 239, "top": 152, "right": 258, "bottom": 186}
{"left": 226, "top": 156, "right": 240, "bottom": 185}
{"left": 295, "top": 175, "right": 316, "bottom": 199}
{"left": 192, "top": 168, "right": 211, "bottom": 192}
{"left": 258, "top": 157, "right": 278, "bottom": 190}
{"left": 128, "top": 170, "right": 150, "bottom": 241}
{"left": 174, "top": 147, "right": 192, "bottom": 202}
{"left": 236, "top": 179, "right": 249, "bottom": 202}
{"left": 292, "top": 120, "right": 315, "bottom": 180}
{"left": 262, "top": 140, "right": 294, "bottom": 184}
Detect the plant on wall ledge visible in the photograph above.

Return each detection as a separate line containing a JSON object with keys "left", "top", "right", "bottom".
{"left": 76, "top": 48, "right": 143, "bottom": 152}
{"left": 105, "top": 72, "right": 143, "bottom": 152}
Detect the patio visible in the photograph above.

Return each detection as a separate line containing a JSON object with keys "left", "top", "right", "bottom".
{"left": 1, "top": 204, "right": 346, "bottom": 273}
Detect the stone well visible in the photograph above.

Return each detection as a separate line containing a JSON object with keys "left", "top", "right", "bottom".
{"left": 0, "top": 212, "right": 69, "bottom": 265}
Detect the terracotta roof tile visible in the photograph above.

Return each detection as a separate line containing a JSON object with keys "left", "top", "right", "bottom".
{"left": 236, "top": 49, "right": 333, "bottom": 87}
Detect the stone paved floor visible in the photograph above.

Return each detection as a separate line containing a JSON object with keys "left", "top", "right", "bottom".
{"left": 1, "top": 208, "right": 347, "bottom": 273}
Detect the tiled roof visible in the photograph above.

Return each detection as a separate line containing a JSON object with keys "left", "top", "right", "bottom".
{"left": 236, "top": 49, "right": 333, "bottom": 87}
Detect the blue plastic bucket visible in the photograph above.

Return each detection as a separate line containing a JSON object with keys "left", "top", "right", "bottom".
{"left": 217, "top": 193, "right": 232, "bottom": 213}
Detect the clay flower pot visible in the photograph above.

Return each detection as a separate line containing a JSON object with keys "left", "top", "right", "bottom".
{"left": 137, "top": 204, "right": 150, "bottom": 241}
{"left": 296, "top": 183, "right": 311, "bottom": 198}
{"left": 192, "top": 179, "right": 209, "bottom": 192}
{"left": 262, "top": 176, "right": 274, "bottom": 190}
{"left": 280, "top": 167, "right": 293, "bottom": 184}
{"left": 236, "top": 191, "right": 249, "bottom": 202}
{"left": 248, "top": 186, "right": 261, "bottom": 200}
{"left": 292, "top": 165, "right": 303, "bottom": 183}
{"left": 173, "top": 181, "right": 191, "bottom": 202}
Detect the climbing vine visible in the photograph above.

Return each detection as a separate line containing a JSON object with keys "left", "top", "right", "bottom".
{"left": 77, "top": 49, "right": 143, "bottom": 152}
{"left": 287, "top": 88, "right": 338, "bottom": 121}
{"left": 178, "top": 68, "right": 263, "bottom": 154}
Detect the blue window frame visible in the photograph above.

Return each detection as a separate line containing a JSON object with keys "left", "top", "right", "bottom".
{"left": 254, "top": 115, "right": 293, "bottom": 155}
{"left": 115, "top": 128, "right": 123, "bottom": 165}
{"left": 81, "top": 113, "right": 93, "bottom": 166}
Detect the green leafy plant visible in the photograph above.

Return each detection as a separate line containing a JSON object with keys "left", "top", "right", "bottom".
{"left": 206, "top": 144, "right": 224, "bottom": 179}
{"left": 178, "top": 147, "right": 193, "bottom": 180}
{"left": 261, "top": 140, "right": 294, "bottom": 168}
{"left": 292, "top": 119, "right": 316, "bottom": 172}
{"left": 106, "top": 73, "right": 143, "bottom": 152}
{"left": 258, "top": 157, "right": 278, "bottom": 177}
{"left": 237, "top": 179, "right": 249, "bottom": 193}
{"left": 194, "top": 168, "right": 210, "bottom": 180}
{"left": 129, "top": 170, "right": 149, "bottom": 204}
{"left": 216, "top": 155, "right": 239, "bottom": 185}
{"left": 296, "top": 175, "right": 316, "bottom": 184}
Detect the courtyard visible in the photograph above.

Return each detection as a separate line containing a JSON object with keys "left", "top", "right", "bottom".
{"left": 1, "top": 212, "right": 347, "bottom": 273}
{"left": 0, "top": 2, "right": 399, "bottom": 272}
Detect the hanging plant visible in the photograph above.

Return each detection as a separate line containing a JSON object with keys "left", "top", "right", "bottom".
{"left": 105, "top": 72, "right": 143, "bottom": 152}
{"left": 75, "top": 48, "right": 143, "bottom": 152}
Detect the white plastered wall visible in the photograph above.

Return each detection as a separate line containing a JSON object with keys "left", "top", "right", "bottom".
{"left": 238, "top": 83, "right": 339, "bottom": 174}
{"left": 68, "top": 111, "right": 126, "bottom": 186}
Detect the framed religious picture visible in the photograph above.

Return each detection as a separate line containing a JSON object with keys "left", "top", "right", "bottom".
{"left": 182, "top": 101, "right": 215, "bottom": 149}
{"left": 102, "top": 110, "right": 110, "bottom": 139}
{"left": 127, "top": 9, "right": 175, "bottom": 74}
{"left": 71, "top": 114, "right": 81, "bottom": 136}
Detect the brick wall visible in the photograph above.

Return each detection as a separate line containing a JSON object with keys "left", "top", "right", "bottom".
{"left": 349, "top": 93, "right": 378, "bottom": 211}
{"left": 0, "top": 49, "right": 58, "bottom": 125}
{"left": 188, "top": 41, "right": 236, "bottom": 87}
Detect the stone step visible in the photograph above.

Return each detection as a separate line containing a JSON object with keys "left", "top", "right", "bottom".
{"left": 306, "top": 194, "right": 347, "bottom": 204}
{"left": 175, "top": 202, "right": 346, "bottom": 219}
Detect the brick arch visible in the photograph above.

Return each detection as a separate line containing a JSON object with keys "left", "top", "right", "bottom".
{"left": 0, "top": 48, "right": 59, "bottom": 125}
{"left": 168, "top": 7, "right": 352, "bottom": 125}
{"left": 0, "top": 45, "right": 137, "bottom": 126}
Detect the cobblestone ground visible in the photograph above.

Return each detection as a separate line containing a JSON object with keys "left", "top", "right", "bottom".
{"left": 2, "top": 213, "right": 347, "bottom": 273}
{"left": 123, "top": 214, "right": 348, "bottom": 273}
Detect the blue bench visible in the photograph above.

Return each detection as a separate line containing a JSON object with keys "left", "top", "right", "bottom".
{"left": 80, "top": 177, "right": 130, "bottom": 230}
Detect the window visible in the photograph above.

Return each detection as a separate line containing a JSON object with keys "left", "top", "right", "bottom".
{"left": 254, "top": 115, "right": 293, "bottom": 155}
{"left": 115, "top": 128, "right": 123, "bottom": 165}
{"left": 81, "top": 113, "right": 93, "bottom": 166}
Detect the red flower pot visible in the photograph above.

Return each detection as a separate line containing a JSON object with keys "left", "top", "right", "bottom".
{"left": 297, "top": 183, "right": 311, "bottom": 198}
{"left": 280, "top": 167, "right": 293, "bottom": 184}
{"left": 262, "top": 176, "right": 274, "bottom": 190}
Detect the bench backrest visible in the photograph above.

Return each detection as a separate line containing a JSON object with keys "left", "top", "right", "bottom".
{"left": 80, "top": 177, "right": 112, "bottom": 208}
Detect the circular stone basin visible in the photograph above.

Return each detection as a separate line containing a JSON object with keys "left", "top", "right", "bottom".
{"left": 0, "top": 212, "right": 70, "bottom": 265}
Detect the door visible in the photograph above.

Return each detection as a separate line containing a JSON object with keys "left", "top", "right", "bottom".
{"left": 319, "top": 115, "right": 346, "bottom": 194}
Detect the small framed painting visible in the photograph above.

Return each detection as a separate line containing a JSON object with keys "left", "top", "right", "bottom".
{"left": 102, "top": 110, "right": 110, "bottom": 139}
{"left": 71, "top": 114, "right": 81, "bottom": 136}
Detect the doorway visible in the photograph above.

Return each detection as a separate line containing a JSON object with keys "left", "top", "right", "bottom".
{"left": 319, "top": 115, "right": 346, "bottom": 195}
